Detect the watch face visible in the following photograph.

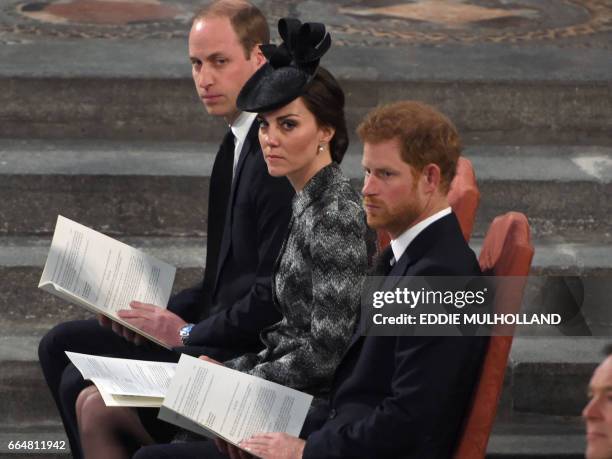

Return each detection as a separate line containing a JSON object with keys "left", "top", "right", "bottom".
{"left": 180, "top": 324, "right": 194, "bottom": 344}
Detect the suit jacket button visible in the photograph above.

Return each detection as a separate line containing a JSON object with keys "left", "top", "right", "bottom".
{"left": 328, "top": 409, "right": 337, "bottom": 420}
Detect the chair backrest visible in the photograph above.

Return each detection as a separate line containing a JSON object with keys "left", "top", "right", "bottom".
{"left": 376, "top": 157, "right": 480, "bottom": 249}
{"left": 453, "top": 212, "right": 534, "bottom": 459}
{"left": 448, "top": 157, "right": 480, "bottom": 242}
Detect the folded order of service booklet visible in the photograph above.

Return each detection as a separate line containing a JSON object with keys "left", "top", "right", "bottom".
{"left": 159, "top": 354, "right": 313, "bottom": 447}
{"left": 39, "top": 215, "right": 176, "bottom": 349}
{"left": 66, "top": 351, "right": 177, "bottom": 407}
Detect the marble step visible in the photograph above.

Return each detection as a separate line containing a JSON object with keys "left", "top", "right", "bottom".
{"left": 1, "top": 40, "right": 610, "bottom": 145}
{"left": 1, "top": 140, "right": 610, "bottom": 241}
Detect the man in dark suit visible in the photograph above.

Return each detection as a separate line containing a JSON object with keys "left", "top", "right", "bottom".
{"left": 240, "top": 101, "right": 487, "bottom": 459}
{"left": 37, "top": 1, "right": 293, "bottom": 457}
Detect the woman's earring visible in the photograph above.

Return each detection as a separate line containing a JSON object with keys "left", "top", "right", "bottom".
{"left": 317, "top": 144, "right": 324, "bottom": 155}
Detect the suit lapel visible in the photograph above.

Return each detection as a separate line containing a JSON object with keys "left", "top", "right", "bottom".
{"left": 230, "top": 123, "right": 256, "bottom": 200}
{"left": 340, "top": 214, "right": 458, "bottom": 356}
{"left": 213, "top": 120, "right": 260, "bottom": 294}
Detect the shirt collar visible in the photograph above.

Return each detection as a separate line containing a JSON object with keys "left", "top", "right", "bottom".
{"left": 230, "top": 111, "right": 257, "bottom": 145}
{"left": 390, "top": 207, "right": 452, "bottom": 263}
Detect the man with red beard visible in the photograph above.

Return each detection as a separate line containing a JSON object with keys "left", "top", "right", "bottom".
{"left": 238, "top": 101, "right": 488, "bottom": 459}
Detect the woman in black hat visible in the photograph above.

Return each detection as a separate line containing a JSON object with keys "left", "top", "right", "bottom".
{"left": 218, "top": 17, "right": 374, "bottom": 395}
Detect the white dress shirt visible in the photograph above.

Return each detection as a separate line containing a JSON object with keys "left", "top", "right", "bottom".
{"left": 390, "top": 207, "right": 452, "bottom": 264}
{"left": 230, "top": 111, "right": 257, "bottom": 179}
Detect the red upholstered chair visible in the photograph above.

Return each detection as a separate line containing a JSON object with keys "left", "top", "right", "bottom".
{"left": 448, "top": 157, "right": 479, "bottom": 242}
{"left": 453, "top": 212, "right": 534, "bottom": 459}
{"left": 376, "top": 157, "right": 479, "bottom": 249}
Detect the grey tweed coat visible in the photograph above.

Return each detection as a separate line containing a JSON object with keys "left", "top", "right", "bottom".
{"left": 225, "top": 162, "right": 374, "bottom": 397}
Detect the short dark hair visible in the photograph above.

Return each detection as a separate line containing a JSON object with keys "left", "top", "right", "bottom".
{"left": 603, "top": 343, "right": 612, "bottom": 357}
{"left": 301, "top": 67, "right": 349, "bottom": 163}
{"left": 357, "top": 101, "right": 461, "bottom": 193}
{"left": 193, "top": 0, "right": 270, "bottom": 58}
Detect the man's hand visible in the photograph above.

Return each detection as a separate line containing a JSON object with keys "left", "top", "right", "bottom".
{"left": 97, "top": 313, "right": 145, "bottom": 345}
{"left": 240, "top": 433, "right": 305, "bottom": 459}
{"left": 97, "top": 314, "right": 112, "bottom": 328}
{"left": 117, "top": 301, "right": 187, "bottom": 348}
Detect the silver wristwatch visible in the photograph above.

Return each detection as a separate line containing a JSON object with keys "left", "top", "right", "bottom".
{"left": 179, "top": 323, "right": 195, "bottom": 345}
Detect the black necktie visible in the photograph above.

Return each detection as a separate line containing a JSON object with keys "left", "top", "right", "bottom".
{"left": 372, "top": 246, "right": 395, "bottom": 276}
{"left": 200, "top": 131, "right": 235, "bottom": 314}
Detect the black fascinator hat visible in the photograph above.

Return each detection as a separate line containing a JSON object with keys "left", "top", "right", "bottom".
{"left": 236, "top": 18, "right": 331, "bottom": 113}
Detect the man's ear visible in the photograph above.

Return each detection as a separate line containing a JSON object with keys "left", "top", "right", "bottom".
{"left": 422, "top": 163, "right": 441, "bottom": 192}
{"left": 251, "top": 44, "right": 266, "bottom": 69}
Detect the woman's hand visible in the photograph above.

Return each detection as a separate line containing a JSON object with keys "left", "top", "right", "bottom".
{"left": 198, "top": 355, "right": 224, "bottom": 366}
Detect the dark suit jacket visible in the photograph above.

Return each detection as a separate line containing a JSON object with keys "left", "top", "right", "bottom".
{"left": 171, "top": 120, "right": 294, "bottom": 361}
{"left": 302, "top": 212, "right": 488, "bottom": 459}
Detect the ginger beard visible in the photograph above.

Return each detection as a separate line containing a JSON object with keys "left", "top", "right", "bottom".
{"left": 363, "top": 179, "right": 422, "bottom": 237}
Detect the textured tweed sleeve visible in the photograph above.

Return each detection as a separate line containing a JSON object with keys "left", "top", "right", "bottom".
{"left": 245, "top": 198, "right": 369, "bottom": 389}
